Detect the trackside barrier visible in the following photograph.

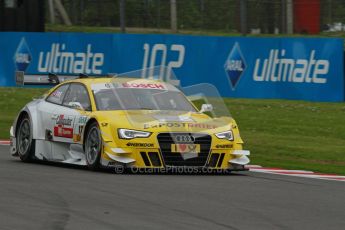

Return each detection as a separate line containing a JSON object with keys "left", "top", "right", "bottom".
{"left": 0, "top": 32, "right": 343, "bottom": 102}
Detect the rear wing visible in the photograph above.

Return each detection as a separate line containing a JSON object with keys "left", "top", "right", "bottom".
{"left": 15, "top": 71, "right": 84, "bottom": 86}
{"left": 15, "top": 70, "right": 172, "bottom": 86}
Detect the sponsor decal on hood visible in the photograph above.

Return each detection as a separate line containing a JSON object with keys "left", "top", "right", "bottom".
{"left": 122, "top": 82, "right": 166, "bottom": 89}
{"left": 143, "top": 122, "right": 218, "bottom": 129}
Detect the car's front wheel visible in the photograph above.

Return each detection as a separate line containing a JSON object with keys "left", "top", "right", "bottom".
{"left": 16, "top": 116, "right": 35, "bottom": 162}
{"left": 85, "top": 122, "right": 102, "bottom": 170}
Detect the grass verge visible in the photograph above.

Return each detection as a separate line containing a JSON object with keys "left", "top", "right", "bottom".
{"left": 0, "top": 87, "right": 47, "bottom": 139}
{"left": 1, "top": 87, "right": 344, "bottom": 175}
{"left": 226, "top": 98, "right": 345, "bottom": 175}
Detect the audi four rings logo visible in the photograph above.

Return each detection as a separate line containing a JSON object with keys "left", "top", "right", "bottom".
{"left": 173, "top": 135, "right": 195, "bottom": 143}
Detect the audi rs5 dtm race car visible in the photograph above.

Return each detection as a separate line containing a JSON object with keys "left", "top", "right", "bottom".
{"left": 10, "top": 71, "right": 250, "bottom": 172}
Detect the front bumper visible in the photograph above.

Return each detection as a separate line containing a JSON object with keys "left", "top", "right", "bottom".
{"left": 102, "top": 131, "right": 250, "bottom": 171}
{"left": 101, "top": 145, "right": 250, "bottom": 171}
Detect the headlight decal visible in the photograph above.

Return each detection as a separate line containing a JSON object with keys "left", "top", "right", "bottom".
{"left": 118, "top": 128, "right": 152, "bottom": 139}
{"left": 215, "top": 130, "right": 234, "bottom": 141}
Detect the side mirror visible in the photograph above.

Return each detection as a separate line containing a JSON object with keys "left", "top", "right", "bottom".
{"left": 69, "top": 102, "right": 84, "bottom": 110}
{"left": 200, "top": 104, "right": 213, "bottom": 113}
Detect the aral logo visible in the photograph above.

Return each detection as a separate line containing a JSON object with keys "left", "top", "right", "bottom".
{"left": 224, "top": 43, "right": 246, "bottom": 89}
{"left": 14, "top": 37, "right": 32, "bottom": 71}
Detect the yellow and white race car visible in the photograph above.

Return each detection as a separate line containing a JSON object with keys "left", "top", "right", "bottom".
{"left": 10, "top": 72, "right": 250, "bottom": 173}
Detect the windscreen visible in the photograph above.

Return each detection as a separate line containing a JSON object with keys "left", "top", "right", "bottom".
{"left": 93, "top": 87, "right": 197, "bottom": 112}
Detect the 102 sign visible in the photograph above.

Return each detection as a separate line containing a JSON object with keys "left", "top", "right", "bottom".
{"left": 141, "top": 43, "right": 185, "bottom": 86}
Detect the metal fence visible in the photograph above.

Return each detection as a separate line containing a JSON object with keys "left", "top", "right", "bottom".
{"left": 49, "top": 0, "right": 345, "bottom": 34}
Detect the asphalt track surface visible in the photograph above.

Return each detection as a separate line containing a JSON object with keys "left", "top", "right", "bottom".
{"left": 0, "top": 145, "right": 344, "bottom": 230}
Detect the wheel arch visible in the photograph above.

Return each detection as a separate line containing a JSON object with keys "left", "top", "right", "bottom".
{"left": 14, "top": 110, "right": 31, "bottom": 137}
{"left": 83, "top": 117, "right": 113, "bottom": 151}
{"left": 83, "top": 118, "right": 98, "bottom": 146}
{"left": 14, "top": 101, "right": 45, "bottom": 140}
{"left": 15, "top": 109, "right": 37, "bottom": 162}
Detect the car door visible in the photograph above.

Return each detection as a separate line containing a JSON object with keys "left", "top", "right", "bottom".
{"left": 49, "top": 83, "right": 92, "bottom": 161}
{"left": 51, "top": 83, "right": 92, "bottom": 144}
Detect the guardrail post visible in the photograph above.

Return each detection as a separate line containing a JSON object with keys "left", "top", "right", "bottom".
{"left": 170, "top": 0, "right": 177, "bottom": 33}
{"left": 240, "top": 0, "right": 247, "bottom": 35}
{"left": 120, "top": 0, "right": 126, "bottom": 33}
{"left": 286, "top": 0, "right": 293, "bottom": 34}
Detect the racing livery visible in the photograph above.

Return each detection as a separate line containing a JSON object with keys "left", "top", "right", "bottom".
{"left": 10, "top": 73, "right": 250, "bottom": 172}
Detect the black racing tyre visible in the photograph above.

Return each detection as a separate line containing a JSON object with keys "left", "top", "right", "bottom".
{"left": 16, "top": 116, "right": 35, "bottom": 162}
{"left": 85, "top": 122, "right": 103, "bottom": 170}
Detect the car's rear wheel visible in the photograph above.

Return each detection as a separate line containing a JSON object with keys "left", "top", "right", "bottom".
{"left": 17, "top": 116, "right": 35, "bottom": 162}
{"left": 85, "top": 122, "right": 102, "bottom": 170}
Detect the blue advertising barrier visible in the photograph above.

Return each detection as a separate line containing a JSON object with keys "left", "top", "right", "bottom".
{"left": 0, "top": 32, "right": 343, "bottom": 102}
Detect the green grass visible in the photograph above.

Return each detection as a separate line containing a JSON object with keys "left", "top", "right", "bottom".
{"left": 227, "top": 99, "right": 345, "bottom": 175}
{"left": 0, "top": 87, "right": 47, "bottom": 139}
{"left": 1, "top": 87, "right": 345, "bottom": 175}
